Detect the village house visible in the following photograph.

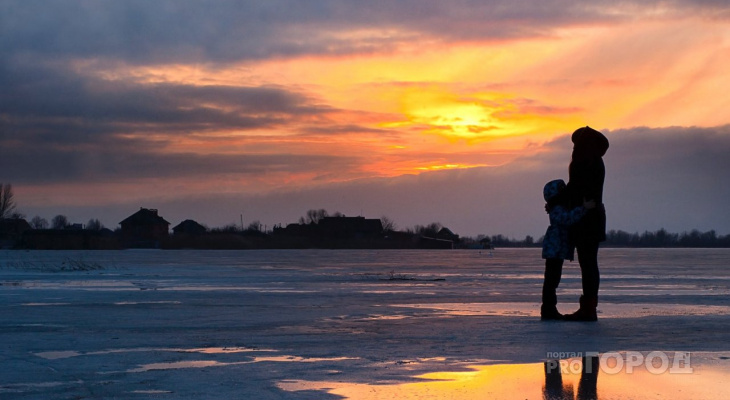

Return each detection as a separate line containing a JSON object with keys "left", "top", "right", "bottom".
{"left": 317, "top": 216, "right": 383, "bottom": 238}
{"left": 274, "top": 216, "right": 383, "bottom": 239}
{"left": 119, "top": 208, "right": 170, "bottom": 248}
{"left": 0, "top": 218, "right": 32, "bottom": 249}
{"left": 172, "top": 219, "right": 207, "bottom": 236}
{"left": 436, "top": 227, "right": 460, "bottom": 243}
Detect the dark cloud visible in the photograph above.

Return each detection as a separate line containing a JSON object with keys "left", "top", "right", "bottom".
{"left": 0, "top": 58, "right": 328, "bottom": 139}
{"left": 3, "top": 1, "right": 727, "bottom": 64}
{"left": 295, "top": 124, "right": 397, "bottom": 137}
{"left": 599, "top": 125, "right": 730, "bottom": 232}
{"left": 0, "top": 58, "right": 360, "bottom": 184}
{"left": 0, "top": 139, "right": 357, "bottom": 185}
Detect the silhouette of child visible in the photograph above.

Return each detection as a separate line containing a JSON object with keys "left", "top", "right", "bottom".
{"left": 541, "top": 179, "right": 596, "bottom": 320}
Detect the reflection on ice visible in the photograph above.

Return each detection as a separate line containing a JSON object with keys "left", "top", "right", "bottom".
{"left": 35, "top": 346, "right": 272, "bottom": 360}
{"left": 397, "top": 302, "right": 730, "bottom": 318}
{"left": 279, "top": 355, "right": 730, "bottom": 400}
{"left": 251, "top": 355, "right": 358, "bottom": 363}
{"left": 34, "top": 346, "right": 359, "bottom": 375}
{"left": 131, "top": 389, "right": 174, "bottom": 394}
{"left": 0, "top": 381, "right": 81, "bottom": 394}
{"left": 35, "top": 350, "right": 81, "bottom": 360}
{"left": 127, "top": 360, "right": 242, "bottom": 373}
{"left": 3, "top": 279, "right": 320, "bottom": 293}
{"left": 122, "top": 355, "right": 358, "bottom": 374}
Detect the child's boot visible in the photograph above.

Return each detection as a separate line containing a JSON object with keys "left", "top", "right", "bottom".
{"left": 540, "top": 304, "right": 562, "bottom": 320}
{"left": 541, "top": 285, "right": 562, "bottom": 320}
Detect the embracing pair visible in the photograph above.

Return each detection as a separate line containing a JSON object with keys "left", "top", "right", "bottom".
{"left": 540, "top": 126, "right": 609, "bottom": 322}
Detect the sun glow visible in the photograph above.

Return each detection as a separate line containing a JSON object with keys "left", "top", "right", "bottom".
{"left": 414, "top": 163, "right": 488, "bottom": 171}
{"left": 62, "top": 18, "right": 730, "bottom": 191}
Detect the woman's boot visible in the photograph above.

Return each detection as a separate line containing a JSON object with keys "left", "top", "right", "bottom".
{"left": 563, "top": 295, "right": 597, "bottom": 322}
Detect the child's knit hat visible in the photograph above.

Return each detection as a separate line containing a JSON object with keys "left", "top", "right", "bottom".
{"left": 543, "top": 179, "right": 566, "bottom": 202}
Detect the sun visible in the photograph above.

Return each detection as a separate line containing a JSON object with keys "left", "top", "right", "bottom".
{"left": 395, "top": 88, "right": 535, "bottom": 142}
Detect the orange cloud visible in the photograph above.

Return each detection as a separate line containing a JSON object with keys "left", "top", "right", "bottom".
{"left": 60, "top": 16, "right": 730, "bottom": 193}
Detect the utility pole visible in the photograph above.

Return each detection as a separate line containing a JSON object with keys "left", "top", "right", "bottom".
{"left": 240, "top": 213, "right": 244, "bottom": 232}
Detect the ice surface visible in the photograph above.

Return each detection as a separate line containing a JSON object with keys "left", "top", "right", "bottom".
{"left": 1, "top": 248, "right": 729, "bottom": 399}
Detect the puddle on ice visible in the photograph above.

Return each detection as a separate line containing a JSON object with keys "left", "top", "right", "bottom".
{"left": 363, "top": 290, "right": 437, "bottom": 295}
{"left": 131, "top": 389, "right": 174, "bottom": 394}
{"left": 127, "top": 360, "right": 239, "bottom": 372}
{"left": 34, "top": 347, "right": 358, "bottom": 375}
{"left": 121, "top": 355, "right": 358, "bottom": 373}
{"left": 0, "top": 381, "right": 82, "bottom": 394}
{"left": 396, "top": 302, "right": 730, "bottom": 318}
{"left": 251, "top": 356, "right": 358, "bottom": 363}
{"left": 35, "top": 350, "right": 82, "bottom": 360}
{"left": 397, "top": 302, "right": 538, "bottom": 317}
{"left": 279, "top": 355, "right": 730, "bottom": 400}
{"left": 35, "top": 346, "right": 273, "bottom": 360}
{"left": 190, "top": 347, "right": 267, "bottom": 354}
{"left": 157, "top": 286, "right": 318, "bottom": 293}
{"left": 363, "top": 314, "right": 411, "bottom": 320}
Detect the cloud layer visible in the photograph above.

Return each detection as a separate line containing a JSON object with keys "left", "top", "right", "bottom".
{"left": 3, "top": 1, "right": 729, "bottom": 66}
{"left": 2, "top": 1, "right": 730, "bottom": 236}
{"left": 16, "top": 125, "right": 730, "bottom": 237}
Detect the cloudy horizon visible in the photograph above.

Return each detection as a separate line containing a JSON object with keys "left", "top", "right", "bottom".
{"left": 2, "top": 1, "right": 730, "bottom": 238}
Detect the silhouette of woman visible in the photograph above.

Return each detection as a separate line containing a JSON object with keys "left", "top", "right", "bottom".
{"left": 563, "top": 126, "right": 609, "bottom": 321}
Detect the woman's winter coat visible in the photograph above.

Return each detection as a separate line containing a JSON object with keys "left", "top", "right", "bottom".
{"left": 567, "top": 126, "right": 609, "bottom": 244}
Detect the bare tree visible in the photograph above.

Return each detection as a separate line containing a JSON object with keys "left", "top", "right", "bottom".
{"left": 412, "top": 222, "right": 443, "bottom": 237}
{"left": 246, "top": 220, "right": 262, "bottom": 232}
{"left": 304, "top": 209, "right": 329, "bottom": 224}
{"left": 0, "top": 183, "right": 17, "bottom": 219}
{"left": 51, "top": 214, "right": 69, "bottom": 230}
{"left": 380, "top": 215, "right": 396, "bottom": 232}
{"left": 86, "top": 218, "right": 104, "bottom": 231}
{"left": 31, "top": 216, "right": 49, "bottom": 229}
{"left": 212, "top": 223, "right": 241, "bottom": 233}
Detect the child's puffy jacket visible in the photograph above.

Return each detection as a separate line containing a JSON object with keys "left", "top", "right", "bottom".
{"left": 542, "top": 205, "right": 587, "bottom": 260}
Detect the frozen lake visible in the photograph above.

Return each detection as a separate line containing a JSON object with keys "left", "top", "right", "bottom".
{"left": 1, "top": 248, "right": 729, "bottom": 399}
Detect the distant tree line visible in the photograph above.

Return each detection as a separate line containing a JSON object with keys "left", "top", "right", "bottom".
{"left": 3, "top": 182, "right": 730, "bottom": 248}
{"left": 464, "top": 229, "right": 730, "bottom": 248}
{"left": 602, "top": 229, "right": 730, "bottom": 248}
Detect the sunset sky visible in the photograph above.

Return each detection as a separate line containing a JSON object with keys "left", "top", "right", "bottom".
{"left": 2, "top": 1, "right": 730, "bottom": 237}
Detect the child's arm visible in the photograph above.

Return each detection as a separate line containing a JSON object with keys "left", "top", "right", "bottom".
{"left": 551, "top": 198, "right": 596, "bottom": 225}
{"left": 550, "top": 205, "right": 588, "bottom": 226}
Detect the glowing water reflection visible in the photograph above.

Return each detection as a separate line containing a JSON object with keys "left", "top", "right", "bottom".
{"left": 279, "top": 356, "right": 730, "bottom": 399}
{"left": 397, "top": 302, "right": 730, "bottom": 318}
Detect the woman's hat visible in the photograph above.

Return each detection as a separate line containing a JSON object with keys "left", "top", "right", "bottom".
{"left": 572, "top": 126, "right": 609, "bottom": 157}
